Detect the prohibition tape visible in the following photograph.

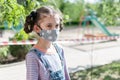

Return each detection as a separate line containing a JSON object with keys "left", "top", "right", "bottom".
{"left": 0, "top": 36, "right": 120, "bottom": 46}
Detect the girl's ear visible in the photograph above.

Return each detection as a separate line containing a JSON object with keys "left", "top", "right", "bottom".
{"left": 33, "top": 25, "right": 41, "bottom": 33}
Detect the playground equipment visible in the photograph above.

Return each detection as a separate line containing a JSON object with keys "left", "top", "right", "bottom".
{"left": 82, "top": 9, "right": 119, "bottom": 37}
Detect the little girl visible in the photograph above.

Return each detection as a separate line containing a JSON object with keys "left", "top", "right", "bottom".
{"left": 24, "top": 6, "right": 70, "bottom": 80}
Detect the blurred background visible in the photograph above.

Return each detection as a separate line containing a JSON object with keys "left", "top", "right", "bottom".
{"left": 0, "top": 0, "right": 120, "bottom": 80}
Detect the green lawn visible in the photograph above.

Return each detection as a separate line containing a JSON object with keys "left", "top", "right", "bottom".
{"left": 70, "top": 61, "right": 120, "bottom": 80}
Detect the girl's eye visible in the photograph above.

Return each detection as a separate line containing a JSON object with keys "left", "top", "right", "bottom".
{"left": 47, "top": 24, "right": 52, "bottom": 28}
{"left": 56, "top": 24, "right": 59, "bottom": 28}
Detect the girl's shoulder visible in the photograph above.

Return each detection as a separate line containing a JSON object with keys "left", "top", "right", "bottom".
{"left": 26, "top": 48, "right": 39, "bottom": 59}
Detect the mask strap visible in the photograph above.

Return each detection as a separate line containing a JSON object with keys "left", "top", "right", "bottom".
{"left": 36, "top": 24, "right": 43, "bottom": 37}
{"left": 37, "top": 24, "right": 43, "bottom": 30}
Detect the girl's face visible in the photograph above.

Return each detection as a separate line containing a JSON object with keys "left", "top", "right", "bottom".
{"left": 38, "top": 14, "right": 60, "bottom": 31}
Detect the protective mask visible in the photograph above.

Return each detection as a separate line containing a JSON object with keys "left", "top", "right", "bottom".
{"left": 38, "top": 29, "right": 59, "bottom": 42}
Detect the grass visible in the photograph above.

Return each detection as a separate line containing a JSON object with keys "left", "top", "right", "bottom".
{"left": 70, "top": 61, "right": 120, "bottom": 80}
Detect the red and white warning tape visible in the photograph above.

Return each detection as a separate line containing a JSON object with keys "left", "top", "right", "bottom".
{"left": 0, "top": 36, "right": 120, "bottom": 46}
{"left": 0, "top": 40, "right": 37, "bottom": 46}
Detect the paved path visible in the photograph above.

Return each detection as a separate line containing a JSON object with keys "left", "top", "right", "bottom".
{"left": 62, "top": 40, "right": 120, "bottom": 72}
{"left": 0, "top": 61, "right": 26, "bottom": 80}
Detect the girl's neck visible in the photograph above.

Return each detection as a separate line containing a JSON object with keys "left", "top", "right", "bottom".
{"left": 34, "top": 39, "right": 52, "bottom": 53}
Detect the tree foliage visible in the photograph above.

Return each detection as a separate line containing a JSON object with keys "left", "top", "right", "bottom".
{"left": 100, "top": 0, "right": 120, "bottom": 25}
{"left": 21, "top": 0, "right": 41, "bottom": 15}
{"left": 86, "top": 0, "right": 120, "bottom": 26}
{"left": 0, "top": 0, "right": 25, "bottom": 28}
{"left": 0, "top": 0, "right": 41, "bottom": 29}
{"left": 63, "top": 1, "right": 84, "bottom": 22}
{"left": 0, "top": 0, "right": 120, "bottom": 28}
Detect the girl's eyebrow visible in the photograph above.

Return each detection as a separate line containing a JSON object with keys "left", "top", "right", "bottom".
{"left": 47, "top": 22, "right": 57, "bottom": 25}
{"left": 47, "top": 23, "right": 52, "bottom": 24}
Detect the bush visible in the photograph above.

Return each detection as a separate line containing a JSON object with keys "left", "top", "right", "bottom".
{"left": 0, "top": 46, "right": 9, "bottom": 61}
{"left": 9, "top": 45, "right": 32, "bottom": 60}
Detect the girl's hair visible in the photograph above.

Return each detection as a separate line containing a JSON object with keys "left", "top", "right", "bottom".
{"left": 24, "top": 6, "right": 63, "bottom": 34}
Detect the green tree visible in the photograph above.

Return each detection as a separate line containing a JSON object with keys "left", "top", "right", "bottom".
{"left": 0, "top": 0, "right": 42, "bottom": 29}
{"left": 100, "top": 0, "right": 120, "bottom": 25}
{"left": 22, "top": 0, "right": 41, "bottom": 15}
{"left": 63, "top": 1, "right": 84, "bottom": 23}
{"left": 93, "top": 0, "right": 120, "bottom": 26}
{"left": 0, "top": 0, "right": 25, "bottom": 28}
